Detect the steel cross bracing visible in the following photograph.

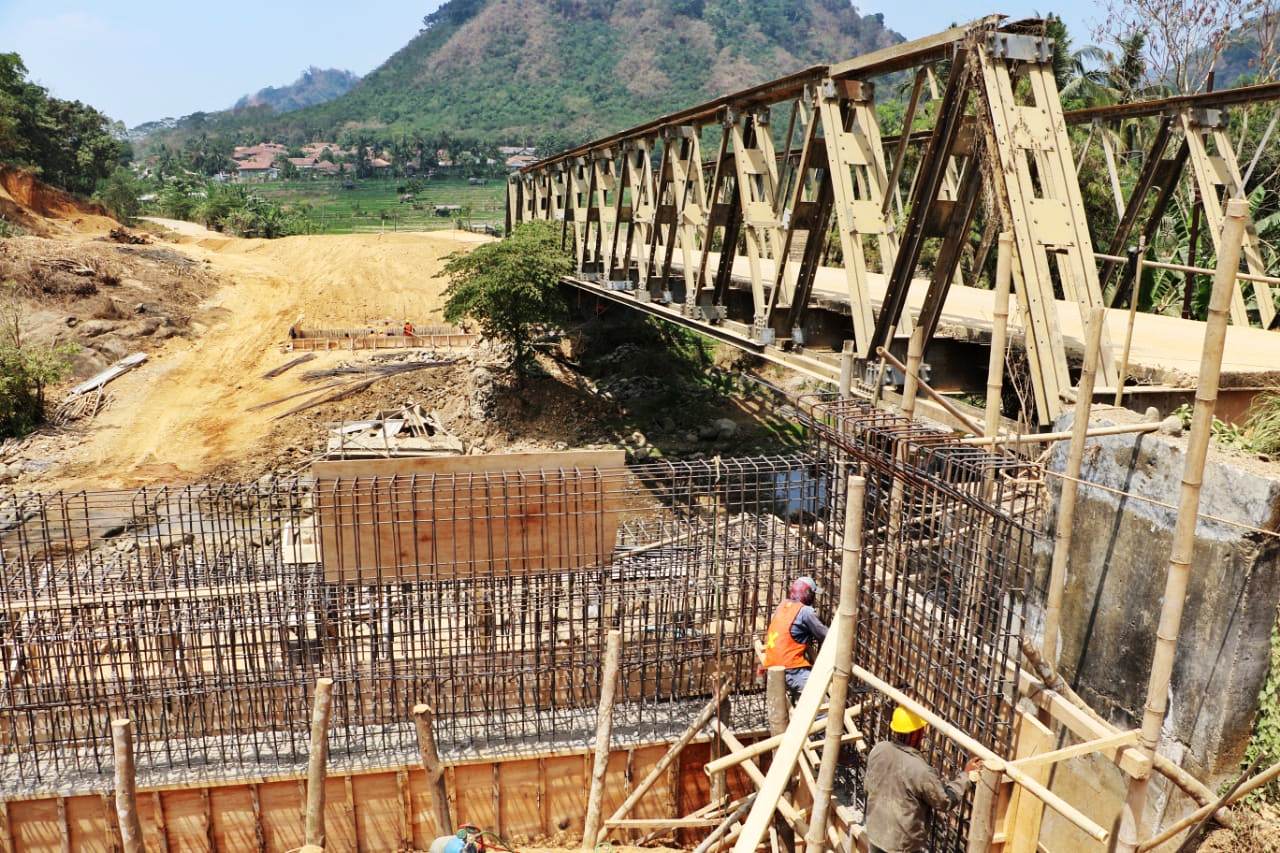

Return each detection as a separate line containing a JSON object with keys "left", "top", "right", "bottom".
{"left": 510, "top": 17, "right": 1279, "bottom": 425}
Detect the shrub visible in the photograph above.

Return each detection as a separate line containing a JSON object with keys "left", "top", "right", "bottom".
{"left": 0, "top": 282, "right": 75, "bottom": 438}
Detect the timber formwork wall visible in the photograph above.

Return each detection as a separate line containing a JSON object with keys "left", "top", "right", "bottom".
{"left": 803, "top": 395, "right": 1043, "bottom": 853}
{"left": 0, "top": 456, "right": 831, "bottom": 795}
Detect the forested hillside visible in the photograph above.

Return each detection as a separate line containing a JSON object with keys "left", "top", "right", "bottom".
{"left": 140, "top": 0, "right": 901, "bottom": 151}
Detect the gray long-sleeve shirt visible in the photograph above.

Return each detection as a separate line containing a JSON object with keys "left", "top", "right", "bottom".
{"left": 789, "top": 604, "right": 828, "bottom": 645}
{"left": 864, "top": 740, "right": 970, "bottom": 853}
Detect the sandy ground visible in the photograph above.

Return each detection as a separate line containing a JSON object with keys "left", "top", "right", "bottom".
{"left": 49, "top": 226, "right": 492, "bottom": 489}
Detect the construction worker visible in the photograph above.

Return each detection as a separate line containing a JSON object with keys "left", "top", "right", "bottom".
{"left": 761, "top": 576, "right": 827, "bottom": 696}
{"left": 864, "top": 705, "right": 980, "bottom": 853}
{"left": 403, "top": 320, "right": 416, "bottom": 337}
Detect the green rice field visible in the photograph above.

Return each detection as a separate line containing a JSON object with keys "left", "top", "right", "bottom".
{"left": 253, "top": 177, "right": 507, "bottom": 234}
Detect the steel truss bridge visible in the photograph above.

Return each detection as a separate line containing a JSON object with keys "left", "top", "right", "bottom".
{"left": 506, "top": 17, "right": 1280, "bottom": 426}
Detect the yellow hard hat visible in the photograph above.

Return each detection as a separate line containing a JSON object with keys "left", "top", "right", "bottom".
{"left": 890, "top": 705, "right": 928, "bottom": 734}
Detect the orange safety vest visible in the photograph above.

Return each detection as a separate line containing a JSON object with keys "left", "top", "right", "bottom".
{"left": 762, "top": 600, "right": 811, "bottom": 670}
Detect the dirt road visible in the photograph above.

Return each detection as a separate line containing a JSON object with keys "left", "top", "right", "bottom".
{"left": 55, "top": 228, "right": 491, "bottom": 488}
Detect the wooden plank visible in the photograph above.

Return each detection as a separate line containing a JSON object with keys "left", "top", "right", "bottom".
{"left": 349, "top": 774, "right": 401, "bottom": 852}
{"left": 99, "top": 792, "right": 122, "bottom": 853}
{"left": 312, "top": 450, "right": 625, "bottom": 583}
{"left": 1008, "top": 710, "right": 1054, "bottom": 853}
{"left": 0, "top": 800, "right": 11, "bottom": 853}
{"left": 498, "top": 759, "right": 543, "bottom": 840}
{"left": 55, "top": 798, "right": 68, "bottom": 853}
{"left": 149, "top": 792, "right": 169, "bottom": 853}
{"left": 1009, "top": 730, "right": 1139, "bottom": 772}
{"left": 259, "top": 781, "right": 304, "bottom": 853}
{"left": 345, "top": 777, "right": 360, "bottom": 853}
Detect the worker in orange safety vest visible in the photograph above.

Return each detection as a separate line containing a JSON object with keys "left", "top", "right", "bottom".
{"left": 761, "top": 576, "right": 828, "bottom": 697}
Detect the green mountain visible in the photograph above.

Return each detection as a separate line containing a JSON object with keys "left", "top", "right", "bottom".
{"left": 233, "top": 67, "right": 360, "bottom": 113}
{"left": 141, "top": 0, "right": 901, "bottom": 150}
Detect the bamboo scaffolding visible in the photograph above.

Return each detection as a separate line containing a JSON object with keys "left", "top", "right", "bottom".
{"left": 803, "top": 475, "right": 864, "bottom": 853}
{"left": 1116, "top": 197, "right": 1250, "bottom": 853}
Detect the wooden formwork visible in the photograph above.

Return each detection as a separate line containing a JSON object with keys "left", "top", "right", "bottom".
{"left": 288, "top": 333, "right": 478, "bottom": 352}
{"left": 0, "top": 739, "right": 746, "bottom": 852}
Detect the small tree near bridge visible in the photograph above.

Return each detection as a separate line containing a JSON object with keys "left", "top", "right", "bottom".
{"left": 440, "top": 221, "right": 571, "bottom": 375}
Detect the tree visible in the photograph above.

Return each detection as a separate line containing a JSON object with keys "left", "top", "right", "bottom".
{"left": 1095, "top": 0, "right": 1259, "bottom": 92}
{"left": 275, "top": 154, "right": 299, "bottom": 180}
{"left": 440, "top": 221, "right": 571, "bottom": 374}
{"left": 94, "top": 167, "right": 143, "bottom": 224}
{"left": 0, "top": 53, "right": 126, "bottom": 194}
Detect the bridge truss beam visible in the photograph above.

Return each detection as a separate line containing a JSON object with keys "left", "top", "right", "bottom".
{"left": 509, "top": 17, "right": 1277, "bottom": 425}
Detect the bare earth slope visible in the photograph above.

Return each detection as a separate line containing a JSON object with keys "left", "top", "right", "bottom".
{"left": 54, "top": 228, "right": 491, "bottom": 489}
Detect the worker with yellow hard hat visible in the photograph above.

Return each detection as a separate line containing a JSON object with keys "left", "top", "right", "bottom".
{"left": 864, "top": 704, "right": 980, "bottom": 853}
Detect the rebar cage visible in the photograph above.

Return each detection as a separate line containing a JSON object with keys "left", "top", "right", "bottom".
{"left": 0, "top": 455, "right": 833, "bottom": 793}
{"left": 802, "top": 395, "right": 1044, "bottom": 852}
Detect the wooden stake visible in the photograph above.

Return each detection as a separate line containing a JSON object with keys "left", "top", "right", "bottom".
{"left": 1114, "top": 236, "right": 1147, "bottom": 407}
{"left": 966, "top": 761, "right": 1001, "bottom": 853}
{"left": 984, "top": 231, "right": 1013, "bottom": 439}
{"left": 1116, "top": 197, "right": 1250, "bottom": 853}
{"left": 111, "top": 719, "right": 144, "bottom": 853}
{"left": 583, "top": 629, "right": 623, "bottom": 848}
{"left": 803, "top": 476, "right": 865, "bottom": 853}
{"left": 765, "top": 667, "right": 794, "bottom": 853}
{"left": 413, "top": 703, "right": 453, "bottom": 835}
{"left": 304, "top": 678, "right": 335, "bottom": 849}
{"left": 1042, "top": 305, "right": 1105, "bottom": 665}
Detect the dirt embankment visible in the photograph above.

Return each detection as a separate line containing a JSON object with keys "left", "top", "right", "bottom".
{"left": 0, "top": 167, "right": 118, "bottom": 236}
{"left": 15, "top": 228, "right": 494, "bottom": 489}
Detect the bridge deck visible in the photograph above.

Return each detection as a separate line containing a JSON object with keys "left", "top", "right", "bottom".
{"left": 688, "top": 254, "right": 1280, "bottom": 388}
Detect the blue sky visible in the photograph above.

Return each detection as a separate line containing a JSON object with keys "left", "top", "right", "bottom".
{"left": 0, "top": 1, "right": 1104, "bottom": 128}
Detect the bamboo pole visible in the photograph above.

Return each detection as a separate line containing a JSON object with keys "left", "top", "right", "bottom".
{"left": 600, "top": 682, "right": 730, "bottom": 841}
{"left": 985, "top": 232, "right": 1013, "bottom": 440}
{"left": 1115, "top": 236, "right": 1147, "bottom": 407}
{"left": 900, "top": 326, "right": 925, "bottom": 421}
{"left": 966, "top": 762, "right": 1001, "bottom": 853}
{"left": 872, "top": 324, "right": 896, "bottom": 405}
{"left": 766, "top": 667, "right": 795, "bottom": 853}
{"left": 875, "top": 346, "right": 986, "bottom": 435}
{"left": 111, "top": 719, "right": 144, "bottom": 853}
{"left": 838, "top": 340, "right": 855, "bottom": 398}
{"left": 693, "top": 796, "right": 757, "bottom": 853}
{"left": 959, "top": 422, "right": 1158, "bottom": 446}
{"left": 704, "top": 700, "right": 872, "bottom": 775}
{"left": 713, "top": 722, "right": 821, "bottom": 841}
{"left": 1115, "top": 197, "right": 1249, "bottom": 853}
{"left": 583, "top": 629, "right": 623, "bottom": 848}
{"left": 1138, "top": 758, "right": 1280, "bottom": 851}
{"left": 413, "top": 704, "right": 453, "bottom": 835}
{"left": 1042, "top": 306, "right": 1105, "bottom": 665}
{"left": 304, "top": 678, "right": 335, "bottom": 849}
{"left": 1093, "top": 252, "right": 1280, "bottom": 288}
{"left": 803, "top": 475, "right": 865, "bottom": 853}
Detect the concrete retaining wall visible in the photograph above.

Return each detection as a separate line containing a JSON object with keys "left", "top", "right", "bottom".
{"left": 1030, "top": 410, "right": 1280, "bottom": 848}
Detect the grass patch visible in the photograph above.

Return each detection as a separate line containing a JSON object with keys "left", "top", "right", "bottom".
{"left": 251, "top": 177, "right": 506, "bottom": 234}
{"left": 1173, "top": 394, "right": 1280, "bottom": 456}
